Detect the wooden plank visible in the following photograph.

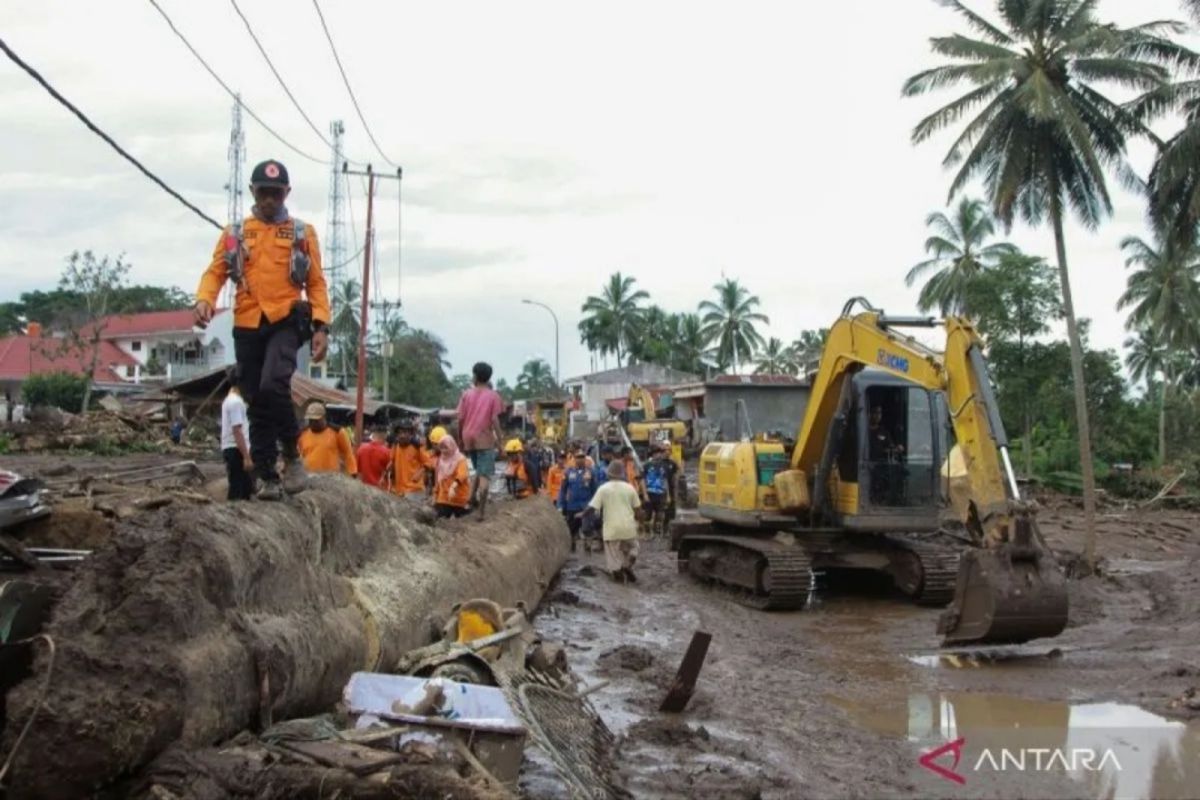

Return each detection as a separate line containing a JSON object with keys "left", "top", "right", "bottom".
{"left": 659, "top": 630, "right": 712, "bottom": 713}
{"left": 276, "top": 740, "right": 408, "bottom": 776}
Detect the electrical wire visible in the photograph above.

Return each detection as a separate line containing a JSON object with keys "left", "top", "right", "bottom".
{"left": 228, "top": 0, "right": 330, "bottom": 150}
{"left": 0, "top": 37, "right": 223, "bottom": 231}
{"left": 146, "top": 0, "right": 326, "bottom": 165}
{"left": 311, "top": 0, "right": 399, "bottom": 169}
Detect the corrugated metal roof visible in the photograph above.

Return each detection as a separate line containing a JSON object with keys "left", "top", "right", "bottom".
{"left": 708, "top": 374, "right": 806, "bottom": 386}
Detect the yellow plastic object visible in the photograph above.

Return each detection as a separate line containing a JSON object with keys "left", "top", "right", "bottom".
{"left": 504, "top": 438, "right": 524, "bottom": 454}
{"left": 429, "top": 426, "right": 448, "bottom": 444}
{"left": 456, "top": 609, "right": 499, "bottom": 643}
{"left": 773, "top": 469, "right": 810, "bottom": 513}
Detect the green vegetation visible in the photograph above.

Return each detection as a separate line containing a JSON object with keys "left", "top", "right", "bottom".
{"left": 0, "top": 283, "right": 191, "bottom": 335}
{"left": 22, "top": 371, "right": 89, "bottom": 413}
{"left": 905, "top": 0, "right": 1199, "bottom": 564}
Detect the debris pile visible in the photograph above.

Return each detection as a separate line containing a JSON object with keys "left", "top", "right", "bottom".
{"left": 0, "top": 477, "right": 571, "bottom": 799}
{"left": 1, "top": 409, "right": 169, "bottom": 453}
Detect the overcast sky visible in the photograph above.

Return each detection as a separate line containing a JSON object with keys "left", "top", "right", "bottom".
{"left": 2, "top": 0, "right": 1196, "bottom": 384}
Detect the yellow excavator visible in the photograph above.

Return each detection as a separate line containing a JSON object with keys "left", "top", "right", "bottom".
{"left": 624, "top": 384, "right": 686, "bottom": 467}
{"left": 672, "top": 298, "right": 1068, "bottom": 646}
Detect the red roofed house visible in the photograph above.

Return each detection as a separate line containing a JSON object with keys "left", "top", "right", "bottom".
{"left": 85, "top": 308, "right": 233, "bottom": 382}
{"left": 0, "top": 327, "right": 140, "bottom": 400}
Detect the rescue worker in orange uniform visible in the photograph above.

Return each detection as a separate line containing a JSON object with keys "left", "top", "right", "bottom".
{"left": 503, "top": 439, "right": 542, "bottom": 499}
{"left": 389, "top": 419, "right": 427, "bottom": 496}
{"left": 424, "top": 425, "right": 448, "bottom": 495}
{"left": 297, "top": 403, "right": 357, "bottom": 476}
{"left": 544, "top": 450, "right": 566, "bottom": 502}
{"left": 194, "top": 159, "right": 330, "bottom": 500}
{"left": 433, "top": 434, "right": 471, "bottom": 518}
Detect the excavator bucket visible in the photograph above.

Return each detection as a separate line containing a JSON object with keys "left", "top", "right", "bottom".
{"left": 937, "top": 519, "right": 1069, "bottom": 646}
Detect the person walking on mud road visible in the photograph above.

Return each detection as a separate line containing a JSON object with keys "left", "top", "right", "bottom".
{"left": 559, "top": 450, "right": 598, "bottom": 553}
{"left": 585, "top": 462, "right": 644, "bottom": 583}
{"left": 194, "top": 159, "right": 330, "bottom": 501}
{"left": 220, "top": 381, "right": 253, "bottom": 501}
{"left": 455, "top": 362, "right": 504, "bottom": 520}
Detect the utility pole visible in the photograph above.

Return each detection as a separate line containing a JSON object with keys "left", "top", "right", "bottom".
{"left": 371, "top": 298, "right": 400, "bottom": 403}
{"left": 222, "top": 95, "right": 245, "bottom": 309}
{"left": 325, "top": 121, "right": 347, "bottom": 289}
{"left": 344, "top": 163, "right": 402, "bottom": 444}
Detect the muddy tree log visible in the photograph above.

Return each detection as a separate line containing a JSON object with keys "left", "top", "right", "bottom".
{"left": 1, "top": 477, "right": 569, "bottom": 799}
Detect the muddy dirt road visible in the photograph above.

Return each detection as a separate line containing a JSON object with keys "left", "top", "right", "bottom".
{"left": 529, "top": 503, "right": 1200, "bottom": 800}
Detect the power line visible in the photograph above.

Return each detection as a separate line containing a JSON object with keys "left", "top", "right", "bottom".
{"left": 146, "top": 0, "right": 326, "bottom": 165}
{"left": 228, "top": 0, "right": 330, "bottom": 150}
{"left": 311, "top": 0, "right": 399, "bottom": 169}
{"left": 0, "top": 36, "right": 222, "bottom": 231}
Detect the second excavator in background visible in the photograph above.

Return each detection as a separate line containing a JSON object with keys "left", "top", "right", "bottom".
{"left": 671, "top": 298, "right": 1069, "bottom": 646}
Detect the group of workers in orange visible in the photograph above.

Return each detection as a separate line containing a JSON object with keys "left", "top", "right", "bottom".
{"left": 291, "top": 399, "right": 680, "bottom": 554}
{"left": 292, "top": 398, "right": 558, "bottom": 519}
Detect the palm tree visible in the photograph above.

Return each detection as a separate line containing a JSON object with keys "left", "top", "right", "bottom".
{"left": 329, "top": 278, "right": 361, "bottom": 380}
{"left": 699, "top": 278, "right": 769, "bottom": 373}
{"left": 1134, "top": 5, "right": 1200, "bottom": 246}
{"left": 906, "top": 198, "right": 1018, "bottom": 315}
{"left": 578, "top": 272, "right": 648, "bottom": 367}
{"left": 1118, "top": 233, "right": 1200, "bottom": 464}
{"left": 1117, "top": 234, "right": 1200, "bottom": 349}
{"left": 904, "top": 0, "right": 1193, "bottom": 569}
{"left": 755, "top": 337, "right": 798, "bottom": 375}
{"left": 1124, "top": 327, "right": 1170, "bottom": 465}
{"left": 672, "top": 313, "right": 710, "bottom": 376}
{"left": 787, "top": 329, "right": 830, "bottom": 375}
{"left": 516, "top": 358, "right": 558, "bottom": 398}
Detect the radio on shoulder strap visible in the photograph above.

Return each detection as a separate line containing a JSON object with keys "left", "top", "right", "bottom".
{"left": 290, "top": 219, "right": 311, "bottom": 288}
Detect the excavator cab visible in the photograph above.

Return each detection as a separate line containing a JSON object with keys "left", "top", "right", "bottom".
{"left": 830, "top": 372, "right": 944, "bottom": 531}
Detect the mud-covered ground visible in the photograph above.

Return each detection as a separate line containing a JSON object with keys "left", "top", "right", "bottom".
{"left": 6, "top": 452, "right": 1199, "bottom": 798}
{"left": 528, "top": 501, "right": 1200, "bottom": 800}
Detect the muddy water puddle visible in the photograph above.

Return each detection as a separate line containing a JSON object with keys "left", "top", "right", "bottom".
{"left": 833, "top": 691, "right": 1200, "bottom": 799}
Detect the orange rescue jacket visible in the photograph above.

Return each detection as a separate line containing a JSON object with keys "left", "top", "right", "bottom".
{"left": 298, "top": 427, "right": 357, "bottom": 475}
{"left": 197, "top": 216, "right": 331, "bottom": 329}
{"left": 391, "top": 444, "right": 427, "bottom": 495}
{"left": 544, "top": 464, "right": 565, "bottom": 501}
{"left": 435, "top": 458, "right": 471, "bottom": 508}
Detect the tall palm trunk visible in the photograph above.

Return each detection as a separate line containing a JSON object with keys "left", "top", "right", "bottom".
{"left": 1050, "top": 193, "right": 1098, "bottom": 570}
{"left": 1159, "top": 367, "right": 1169, "bottom": 466}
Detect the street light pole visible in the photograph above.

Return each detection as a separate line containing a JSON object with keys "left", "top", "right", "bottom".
{"left": 522, "top": 299, "right": 560, "bottom": 387}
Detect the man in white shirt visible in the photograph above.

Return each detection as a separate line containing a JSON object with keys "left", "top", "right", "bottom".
{"left": 586, "top": 461, "right": 644, "bottom": 583}
{"left": 220, "top": 384, "right": 253, "bottom": 500}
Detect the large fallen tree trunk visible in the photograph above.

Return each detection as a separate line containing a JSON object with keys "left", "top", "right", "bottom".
{"left": 1, "top": 476, "right": 569, "bottom": 799}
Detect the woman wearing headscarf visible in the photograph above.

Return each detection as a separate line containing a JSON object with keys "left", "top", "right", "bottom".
{"left": 433, "top": 434, "right": 471, "bottom": 518}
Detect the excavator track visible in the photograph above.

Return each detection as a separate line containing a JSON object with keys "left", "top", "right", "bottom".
{"left": 885, "top": 535, "right": 961, "bottom": 607}
{"left": 678, "top": 534, "right": 814, "bottom": 610}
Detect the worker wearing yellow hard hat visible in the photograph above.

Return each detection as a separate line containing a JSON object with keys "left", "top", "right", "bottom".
{"left": 503, "top": 438, "right": 541, "bottom": 499}
{"left": 422, "top": 425, "right": 449, "bottom": 494}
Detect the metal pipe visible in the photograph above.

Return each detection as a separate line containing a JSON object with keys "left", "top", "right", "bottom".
{"left": 1000, "top": 446, "right": 1021, "bottom": 500}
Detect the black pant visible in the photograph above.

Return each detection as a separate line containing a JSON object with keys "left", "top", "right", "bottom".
{"left": 563, "top": 508, "right": 584, "bottom": 538}
{"left": 223, "top": 447, "right": 254, "bottom": 500}
{"left": 234, "top": 317, "right": 301, "bottom": 481}
{"left": 435, "top": 503, "right": 470, "bottom": 519}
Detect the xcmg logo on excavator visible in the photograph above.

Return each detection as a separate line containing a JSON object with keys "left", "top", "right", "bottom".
{"left": 877, "top": 348, "right": 910, "bottom": 373}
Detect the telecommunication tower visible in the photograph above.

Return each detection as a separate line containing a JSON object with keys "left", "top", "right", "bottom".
{"left": 325, "top": 120, "right": 348, "bottom": 287}
{"left": 222, "top": 96, "right": 246, "bottom": 307}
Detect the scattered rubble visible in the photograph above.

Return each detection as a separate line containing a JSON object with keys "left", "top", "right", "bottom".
{"left": 0, "top": 477, "right": 570, "bottom": 799}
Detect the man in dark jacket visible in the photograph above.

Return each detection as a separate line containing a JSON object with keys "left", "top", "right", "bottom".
{"left": 558, "top": 450, "right": 599, "bottom": 552}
